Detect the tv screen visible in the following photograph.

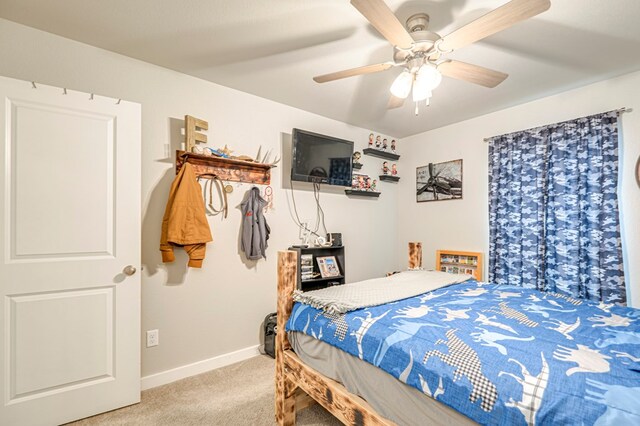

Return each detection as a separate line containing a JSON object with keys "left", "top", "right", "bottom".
{"left": 291, "top": 129, "right": 354, "bottom": 186}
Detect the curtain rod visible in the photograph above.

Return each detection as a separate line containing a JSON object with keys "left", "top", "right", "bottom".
{"left": 483, "top": 107, "right": 632, "bottom": 142}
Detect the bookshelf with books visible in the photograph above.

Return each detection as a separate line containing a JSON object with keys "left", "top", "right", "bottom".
{"left": 436, "top": 250, "right": 483, "bottom": 281}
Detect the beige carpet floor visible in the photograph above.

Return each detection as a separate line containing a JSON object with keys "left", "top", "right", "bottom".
{"left": 68, "top": 355, "right": 340, "bottom": 426}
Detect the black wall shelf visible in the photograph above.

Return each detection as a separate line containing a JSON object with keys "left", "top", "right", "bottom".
{"left": 363, "top": 148, "right": 400, "bottom": 161}
{"left": 352, "top": 162, "right": 363, "bottom": 170}
{"left": 345, "top": 189, "right": 381, "bottom": 197}
{"left": 379, "top": 175, "right": 400, "bottom": 182}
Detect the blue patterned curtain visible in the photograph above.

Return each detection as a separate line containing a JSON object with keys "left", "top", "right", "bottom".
{"left": 488, "top": 111, "right": 626, "bottom": 304}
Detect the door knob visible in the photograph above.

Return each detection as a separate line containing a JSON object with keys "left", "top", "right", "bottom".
{"left": 123, "top": 265, "right": 137, "bottom": 276}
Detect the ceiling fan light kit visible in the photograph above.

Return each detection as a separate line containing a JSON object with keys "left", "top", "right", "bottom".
{"left": 313, "top": 0, "right": 551, "bottom": 115}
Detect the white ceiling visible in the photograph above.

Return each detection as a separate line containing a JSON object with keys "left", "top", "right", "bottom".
{"left": 2, "top": 0, "right": 640, "bottom": 137}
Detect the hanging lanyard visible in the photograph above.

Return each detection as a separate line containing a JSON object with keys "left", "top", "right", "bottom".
{"left": 198, "top": 174, "right": 228, "bottom": 218}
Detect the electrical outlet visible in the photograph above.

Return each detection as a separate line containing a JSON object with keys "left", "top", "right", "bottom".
{"left": 146, "top": 329, "right": 159, "bottom": 347}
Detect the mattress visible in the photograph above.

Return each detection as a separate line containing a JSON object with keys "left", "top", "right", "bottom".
{"left": 287, "top": 279, "right": 640, "bottom": 425}
{"left": 288, "top": 331, "right": 475, "bottom": 426}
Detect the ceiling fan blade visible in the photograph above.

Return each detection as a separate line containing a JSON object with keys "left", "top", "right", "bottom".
{"left": 351, "top": 0, "right": 414, "bottom": 49}
{"left": 439, "top": 60, "right": 508, "bottom": 88}
{"left": 387, "top": 95, "right": 405, "bottom": 109}
{"left": 313, "top": 62, "right": 394, "bottom": 83}
{"left": 438, "top": 0, "right": 550, "bottom": 52}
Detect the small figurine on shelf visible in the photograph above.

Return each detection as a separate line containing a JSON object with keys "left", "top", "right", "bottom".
{"left": 368, "top": 133, "right": 374, "bottom": 147}
{"left": 366, "top": 177, "right": 373, "bottom": 190}
{"left": 382, "top": 161, "right": 389, "bottom": 175}
{"left": 391, "top": 139, "right": 397, "bottom": 152}
{"left": 382, "top": 138, "right": 388, "bottom": 150}
{"left": 358, "top": 175, "right": 365, "bottom": 190}
{"left": 353, "top": 151, "right": 362, "bottom": 165}
{"left": 375, "top": 135, "right": 381, "bottom": 148}
{"left": 371, "top": 179, "right": 377, "bottom": 191}
{"left": 392, "top": 164, "right": 398, "bottom": 176}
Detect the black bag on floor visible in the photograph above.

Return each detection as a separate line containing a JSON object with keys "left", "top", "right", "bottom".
{"left": 263, "top": 312, "right": 277, "bottom": 358}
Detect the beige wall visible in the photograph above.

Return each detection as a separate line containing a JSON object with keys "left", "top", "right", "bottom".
{"left": 2, "top": 16, "right": 638, "bottom": 382}
{"left": 397, "top": 70, "right": 640, "bottom": 307}
{"left": 0, "top": 18, "right": 399, "bottom": 376}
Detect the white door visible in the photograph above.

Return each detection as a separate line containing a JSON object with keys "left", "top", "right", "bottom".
{"left": 0, "top": 76, "right": 141, "bottom": 425}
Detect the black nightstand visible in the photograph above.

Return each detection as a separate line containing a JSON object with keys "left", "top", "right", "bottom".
{"left": 288, "top": 246, "right": 346, "bottom": 292}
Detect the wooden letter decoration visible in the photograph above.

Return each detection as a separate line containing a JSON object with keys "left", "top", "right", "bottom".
{"left": 408, "top": 242, "right": 422, "bottom": 270}
{"left": 185, "top": 115, "right": 209, "bottom": 152}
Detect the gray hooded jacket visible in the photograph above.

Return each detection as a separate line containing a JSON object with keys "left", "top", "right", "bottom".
{"left": 241, "top": 187, "right": 271, "bottom": 260}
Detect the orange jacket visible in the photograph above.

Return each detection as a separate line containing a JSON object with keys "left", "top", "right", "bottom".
{"left": 160, "top": 163, "right": 213, "bottom": 268}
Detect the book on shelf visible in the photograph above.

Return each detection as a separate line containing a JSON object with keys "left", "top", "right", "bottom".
{"left": 300, "top": 254, "right": 313, "bottom": 266}
{"left": 302, "top": 272, "right": 321, "bottom": 281}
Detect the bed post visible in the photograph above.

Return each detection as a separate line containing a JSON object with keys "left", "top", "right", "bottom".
{"left": 275, "top": 250, "right": 298, "bottom": 425}
{"left": 408, "top": 242, "right": 423, "bottom": 269}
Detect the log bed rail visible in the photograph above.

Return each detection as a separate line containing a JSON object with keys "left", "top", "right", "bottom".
{"left": 275, "top": 243, "right": 425, "bottom": 425}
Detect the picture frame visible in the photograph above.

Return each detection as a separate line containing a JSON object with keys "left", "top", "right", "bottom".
{"left": 416, "top": 159, "right": 463, "bottom": 202}
{"left": 317, "top": 256, "right": 341, "bottom": 278}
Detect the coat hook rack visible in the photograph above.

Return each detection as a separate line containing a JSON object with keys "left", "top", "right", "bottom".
{"left": 176, "top": 151, "right": 272, "bottom": 185}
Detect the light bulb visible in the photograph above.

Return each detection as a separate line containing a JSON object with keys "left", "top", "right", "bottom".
{"left": 416, "top": 64, "right": 442, "bottom": 91}
{"left": 412, "top": 78, "right": 432, "bottom": 102}
{"left": 390, "top": 70, "right": 412, "bottom": 99}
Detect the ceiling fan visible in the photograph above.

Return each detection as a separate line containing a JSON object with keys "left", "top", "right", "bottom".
{"left": 313, "top": 0, "right": 551, "bottom": 115}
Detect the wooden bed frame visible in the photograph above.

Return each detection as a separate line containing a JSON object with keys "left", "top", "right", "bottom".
{"left": 274, "top": 243, "right": 424, "bottom": 425}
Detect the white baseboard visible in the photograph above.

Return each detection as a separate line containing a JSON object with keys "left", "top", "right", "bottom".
{"left": 140, "top": 344, "right": 261, "bottom": 390}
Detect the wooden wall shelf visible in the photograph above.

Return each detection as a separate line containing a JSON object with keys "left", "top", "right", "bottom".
{"left": 379, "top": 175, "right": 400, "bottom": 182}
{"left": 345, "top": 189, "right": 381, "bottom": 198}
{"left": 176, "top": 150, "right": 271, "bottom": 185}
{"left": 363, "top": 148, "right": 400, "bottom": 161}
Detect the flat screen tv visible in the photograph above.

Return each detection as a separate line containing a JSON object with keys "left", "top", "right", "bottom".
{"left": 291, "top": 129, "right": 354, "bottom": 186}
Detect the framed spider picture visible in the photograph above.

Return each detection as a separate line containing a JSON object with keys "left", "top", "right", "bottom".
{"left": 416, "top": 159, "right": 463, "bottom": 202}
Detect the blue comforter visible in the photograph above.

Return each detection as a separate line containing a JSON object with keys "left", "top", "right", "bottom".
{"left": 286, "top": 280, "right": 640, "bottom": 425}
